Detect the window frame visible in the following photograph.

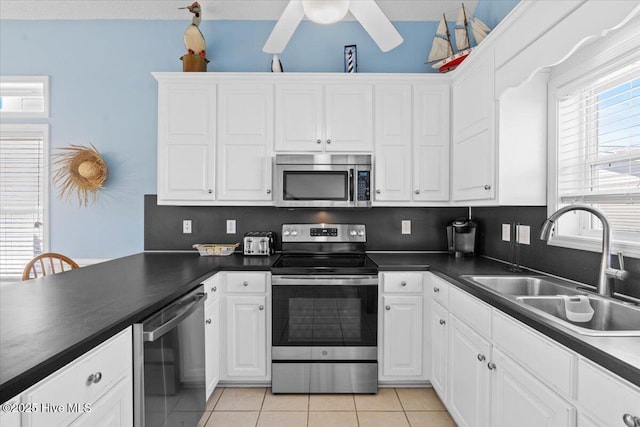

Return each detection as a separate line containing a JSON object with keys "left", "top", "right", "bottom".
{"left": 0, "top": 76, "right": 50, "bottom": 119}
{"left": 0, "top": 123, "right": 50, "bottom": 280}
{"left": 547, "top": 22, "right": 640, "bottom": 259}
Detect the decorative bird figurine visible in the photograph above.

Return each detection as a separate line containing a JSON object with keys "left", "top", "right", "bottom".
{"left": 180, "top": 2, "right": 207, "bottom": 59}
{"left": 271, "top": 54, "right": 284, "bottom": 72}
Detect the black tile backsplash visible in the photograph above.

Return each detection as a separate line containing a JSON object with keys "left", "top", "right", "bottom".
{"left": 144, "top": 195, "right": 467, "bottom": 252}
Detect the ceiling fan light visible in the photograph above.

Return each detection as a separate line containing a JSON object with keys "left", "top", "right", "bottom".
{"left": 302, "top": 0, "right": 350, "bottom": 24}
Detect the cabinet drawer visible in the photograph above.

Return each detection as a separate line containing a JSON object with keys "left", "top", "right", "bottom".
{"left": 23, "top": 327, "right": 132, "bottom": 426}
{"left": 428, "top": 273, "right": 450, "bottom": 307}
{"left": 492, "top": 311, "right": 575, "bottom": 399}
{"left": 577, "top": 358, "right": 640, "bottom": 426}
{"left": 381, "top": 272, "right": 424, "bottom": 293}
{"left": 448, "top": 286, "right": 491, "bottom": 338}
{"left": 224, "top": 272, "right": 267, "bottom": 293}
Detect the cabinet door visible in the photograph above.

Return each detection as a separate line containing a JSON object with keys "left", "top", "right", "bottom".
{"left": 452, "top": 48, "right": 496, "bottom": 202}
{"left": 448, "top": 315, "right": 491, "bottom": 427}
{"left": 381, "top": 295, "right": 423, "bottom": 378}
{"left": 157, "top": 83, "right": 216, "bottom": 203}
{"left": 275, "top": 84, "right": 323, "bottom": 151}
{"left": 325, "top": 85, "right": 373, "bottom": 152}
{"left": 413, "top": 84, "right": 450, "bottom": 201}
{"left": 374, "top": 85, "right": 411, "bottom": 201}
{"left": 205, "top": 299, "right": 220, "bottom": 400}
{"left": 69, "top": 376, "right": 133, "bottom": 427}
{"left": 225, "top": 295, "right": 267, "bottom": 378}
{"left": 491, "top": 348, "right": 575, "bottom": 427}
{"left": 217, "top": 84, "right": 274, "bottom": 201}
{"left": 431, "top": 301, "right": 449, "bottom": 402}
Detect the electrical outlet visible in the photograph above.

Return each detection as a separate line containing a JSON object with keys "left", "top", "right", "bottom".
{"left": 226, "top": 220, "right": 236, "bottom": 234}
{"left": 182, "top": 219, "right": 192, "bottom": 234}
{"left": 517, "top": 225, "right": 531, "bottom": 245}
{"left": 401, "top": 220, "right": 411, "bottom": 235}
{"left": 502, "top": 224, "right": 511, "bottom": 242}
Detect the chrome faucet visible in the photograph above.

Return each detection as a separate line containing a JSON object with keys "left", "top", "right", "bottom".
{"left": 539, "top": 205, "right": 628, "bottom": 296}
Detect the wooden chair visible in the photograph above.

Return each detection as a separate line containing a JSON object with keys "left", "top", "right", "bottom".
{"left": 22, "top": 253, "right": 80, "bottom": 281}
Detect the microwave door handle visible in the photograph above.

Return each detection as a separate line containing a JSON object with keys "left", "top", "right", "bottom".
{"left": 349, "top": 169, "right": 354, "bottom": 202}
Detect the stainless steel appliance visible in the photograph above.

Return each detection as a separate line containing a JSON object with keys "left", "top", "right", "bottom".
{"left": 133, "top": 287, "right": 207, "bottom": 427}
{"left": 447, "top": 217, "right": 477, "bottom": 257}
{"left": 274, "top": 154, "right": 372, "bottom": 208}
{"left": 271, "top": 223, "right": 378, "bottom": 394}
{"left": 243, "top": 231, "right": 275, "bottom": 256}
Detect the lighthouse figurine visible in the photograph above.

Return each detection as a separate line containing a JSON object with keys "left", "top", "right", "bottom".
{"left": 179, "top": 2, "right": 209, "bottom": 72}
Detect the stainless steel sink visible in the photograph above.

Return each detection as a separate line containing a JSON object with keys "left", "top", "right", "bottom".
{"left": 516, "top": 295, "right": 640, "bottom": 336}
{"left": 460, "top": 275, "right": 581, "bottom": 296}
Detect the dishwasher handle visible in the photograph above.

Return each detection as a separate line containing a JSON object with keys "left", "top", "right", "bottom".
{"left": 143, "top": 291, "right": 206, "bottom": 342}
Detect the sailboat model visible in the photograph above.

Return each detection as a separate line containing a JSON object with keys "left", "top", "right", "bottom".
{"left": 427, "top": 4, "right": 491, "bottom": 73}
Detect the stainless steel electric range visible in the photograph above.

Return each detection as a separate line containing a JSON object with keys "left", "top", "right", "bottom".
{"left": 271, "top": 223, "right": 378, "bottom": 394}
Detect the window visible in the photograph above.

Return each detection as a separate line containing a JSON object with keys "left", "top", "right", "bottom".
{"left": 550, "top": 32, "right": 640, "bottom": 257}
{"left": 0, "top": 125, "right": 49, "bottom": 281}
{"left": 0, "top": 76, "right": 49, "bottom": 118}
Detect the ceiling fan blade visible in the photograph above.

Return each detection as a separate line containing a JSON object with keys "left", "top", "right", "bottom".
{"left": 262, "top": 0, "right": 305, "bottom": 54}
{"left": 349, "top": 0, "right": 403, "bottom": 52}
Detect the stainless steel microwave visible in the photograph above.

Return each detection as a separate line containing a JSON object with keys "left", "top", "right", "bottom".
{"left": 274, "top": 154, "right": 372, "bottom": 208}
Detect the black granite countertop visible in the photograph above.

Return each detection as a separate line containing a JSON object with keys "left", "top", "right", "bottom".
{"left": 369, "top": 252, "right": 640, "bottom": 389}
{"left": 0, "top": 252, "right": 277, "bottom": 402}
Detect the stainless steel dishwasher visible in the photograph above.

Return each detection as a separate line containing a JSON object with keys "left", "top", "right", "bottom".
{"left": 133, "top": 286, "right": 207, "bottom": 427}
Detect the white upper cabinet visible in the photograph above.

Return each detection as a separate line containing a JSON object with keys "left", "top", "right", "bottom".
{"left": 157, "top": 81, "right": 216, "bottom": 204}
{"left": 217, "top": 83, "right": 274, "bottom": 201}
{"left": 374, "top": 81, "right": 450, "bottom": 204}
{"left": 275, "top": 82, "right": 373, "bottom": 152}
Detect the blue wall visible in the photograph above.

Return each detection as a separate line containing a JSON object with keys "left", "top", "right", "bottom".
{"left": 0, "top": 1, "right": 518, "bottom": 259}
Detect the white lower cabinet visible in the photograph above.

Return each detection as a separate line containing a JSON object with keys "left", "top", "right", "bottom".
{"left": 447, "top": 314, "right": 491, "bottom": 427}
{"left": 203, "top": 275, "right": 220, "bottom": 400}
{"left": 220, "top": 272, "right": 270, "bottom": 383}
{"left": 430, "top": 300, "right": 449, "bottom": 401}
{"left": 20, "top": 327, "right": 133, "bottom": 427}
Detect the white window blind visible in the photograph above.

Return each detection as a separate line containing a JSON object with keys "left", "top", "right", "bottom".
{"left": 0, "top": 125, "right": 47, "bottom": 281}
{"left": 557, "top": 60, "right": 640, "bottom": 233}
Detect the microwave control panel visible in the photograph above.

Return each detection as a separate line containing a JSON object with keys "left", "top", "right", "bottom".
{"left": 357, "top": 171, "right": 370, "bottom": 201}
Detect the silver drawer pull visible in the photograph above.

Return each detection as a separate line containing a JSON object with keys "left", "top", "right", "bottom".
{"left": 623, "top": 414, "right": 640, "bottom": 427}
{"left": 259, "top": 305, "right": 264, "bottom": 310}
{"left": 266, "top": 189, "right": 271, "bottom": 194}
{"left": 477, "top": 354, "right": 486, "bottom": 362}
{"left": 433, "top": 287, "right": 440, "bottom": 293}
{"left": 484, "top": 184, "right": 491, "bottom": 190}
{"left": 401, "top": 281, "right": 407, "bottom": 287}
{"left": 210, "top": 286, "right": 217, "bottom": 293}
{"left": 487, "top": 362, "right": 496, "bottom": 370}
{"left": 439, "top": 319, "right": 446, "bottom": 325}
{"left": 243, "top": 281, "right": 249, "bottom": 286}
{"left": 385, "top": 305, "right": 391, "bottom": 311}
{"left": 316, "top": 139, "right": 322, "bottom": 144}
{"left": 86, "top": 372, "right": 102, "bottom": 385}
{"left": 206, "top": 318, "right": 212, "bottom": 324}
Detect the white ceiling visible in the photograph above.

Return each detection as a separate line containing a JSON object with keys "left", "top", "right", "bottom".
{"left": 0, "top": 0, "right": 479, "bottom": 21}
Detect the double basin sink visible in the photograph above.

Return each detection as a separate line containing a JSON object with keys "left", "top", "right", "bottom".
{"left": 460, "top": 275, "right": 640, "bottom": 336}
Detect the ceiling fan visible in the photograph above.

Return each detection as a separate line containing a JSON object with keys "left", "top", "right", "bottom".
{"left": 263, "top": 0, "right": 404, "bottom": 54}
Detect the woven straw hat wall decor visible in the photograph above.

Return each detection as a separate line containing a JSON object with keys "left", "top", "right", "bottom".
{"left": 52, "top": 144, "right": 107, "bottom": 207}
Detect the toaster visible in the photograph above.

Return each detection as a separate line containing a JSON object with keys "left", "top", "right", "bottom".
{"left": 243, "top": 231, "right": 274, "bottom": 256}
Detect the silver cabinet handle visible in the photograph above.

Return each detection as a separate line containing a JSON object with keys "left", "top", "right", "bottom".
{"left": 484, "top": 185, "right": 491, "bottom": 190}
{"left": 487, "top": 362, "right": 496, "bottom": 370}
{"left": 326, "top": 139, "right": 332, "bottom": 144}
{"left": 243, "top": 281, "right": 249, "bottom": 286}
{"left": 385, "top": 305, "right": 391, "bottom": 311}
{"left": 86, "top": 372, "right": 102, "bottom": 385}
{"left": 415, "top": 190, "right": 420, "bottom": 194}
{"left": 401, "top": 281, "right": 407, "bottom": 287}
{"left": 211, "top": 286, "right": 217, "bottom": 292}
{"left": 477, "top": 354, "right": 486, "bottom": 362}
{"left": 623, "top": 414, "right": 640, "bottom": 427}
{"left": 439, "top": 319, "right": 446, "bottom": 325}
{"left": 259, "top": 305, "right": 264, "bottom": 310}
{"left": 266, "top": 189, "right": 271, "bottom": 194}
{"left": 206, "top": 318, "right": 212, "bottom": 324}
{"left": 376, "top": 189, "right": 381, "bottom": 194}
{"left": 433, "top": 287, "right": 440, "bottom": 293}
{"left": 208, "top": 189, "right": 213, "bottom": 194}
{"left": 316, "top": 139, "right": 322, "bottom": 144}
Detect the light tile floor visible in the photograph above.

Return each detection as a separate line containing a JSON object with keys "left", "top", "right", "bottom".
{"left": 199, "top": 387, "right": 457, "bottom": 427}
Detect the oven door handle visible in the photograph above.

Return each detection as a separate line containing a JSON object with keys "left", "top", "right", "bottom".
{"left": 272, "top": 275, "right": 378, "bottom": 286}
{"left": 142, "top": 292, "right": 206, "bottom": 342}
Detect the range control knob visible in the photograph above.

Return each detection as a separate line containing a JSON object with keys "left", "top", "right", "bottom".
{"left": 357, "top": 230, "right": 365, "bottom": 236}
{"left": 291, "top": 230, "right": 298, "bottom": 236}
{"left": 349, "top": 230, "right": 357, "bottom": 236}
{"left": 283, "top": 230, "right": 290, "bottom": 236}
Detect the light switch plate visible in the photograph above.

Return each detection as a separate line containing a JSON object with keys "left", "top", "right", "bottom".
{"left": 517, "top": 225, "right": 531, "bottom": 245}
{"left": 502, "top": 224, "right": 511, "bottom": 242}
{"left": 401, "top": 220, "right": 411, "bottom": 235}
{"left": 182, "top": 219, "right": 192, "bottom": 234}
{"left": 226, "top": 220, "right": 236, "bottom": 234}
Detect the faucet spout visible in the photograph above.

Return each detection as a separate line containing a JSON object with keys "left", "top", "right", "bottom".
{"left": 539, "top": 204, "right": 626, "bottom": 296}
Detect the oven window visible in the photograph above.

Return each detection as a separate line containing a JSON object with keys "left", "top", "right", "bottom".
{"left": 272, "top": 285, "right": 377, "bottom": 347}
{"left": 282, "top": 171, "right": 348, "bottom": 201}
